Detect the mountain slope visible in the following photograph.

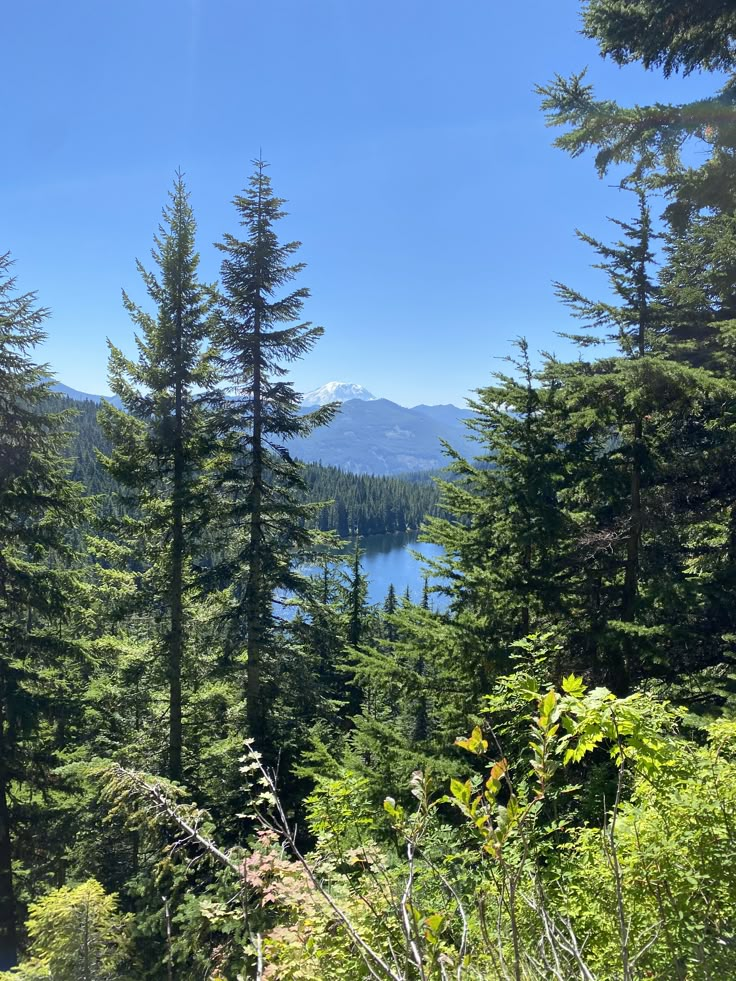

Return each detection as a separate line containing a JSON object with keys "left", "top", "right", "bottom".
{"left": 49, "top": 382, "right": 123, "bottom": 409}
{"left": 52, "top": 380, "right": 473, "bottom": 475}
{"left": 289, "top": 397, "right": 473, "bottom": 475}
{"left": 51, "top": 382, "right": 106, "bottom": 403}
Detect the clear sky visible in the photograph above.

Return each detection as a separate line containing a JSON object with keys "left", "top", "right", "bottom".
{"left": 3, "top": 1, "right": 720, "bottom": 407}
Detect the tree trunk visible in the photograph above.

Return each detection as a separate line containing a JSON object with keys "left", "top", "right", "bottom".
{"left": 168, "top": 280, "right": 185, "bottom": 782}
{"left": 168, "top": 371, "right": 184, "bottom": 782}
{"left": 622, "top": 418, "right": 643, "bottom": 624}
{"left": 520, "top": 357, "right": 534, "bottom": 637}
{"left": 609, "top": 420, "right": 642, "bottom": 695}
{"left": 246, "top": 295, "right": 265, "bottom": 745}
{"left": 619, "top": 262, "right": 649, "bottom": 691}
{"left": 0, "top": 692, "right": 17, "bottom": 971}
{"left": 413, "top": 655, "right": 428, "bottom": 743}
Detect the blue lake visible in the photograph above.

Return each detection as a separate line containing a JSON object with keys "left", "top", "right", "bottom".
{"left": 289, "top": 533, "right": 447, "bottom": 615}
{"left": 356, "top": 532, "right": 445, "bottom": 607}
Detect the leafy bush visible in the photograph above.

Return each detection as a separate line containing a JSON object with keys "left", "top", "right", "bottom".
{"left": 81, "top": 676, "right": 736, "bottom": 979}
{"left": 240, "top": 674, "right": 736, "bottom": 978}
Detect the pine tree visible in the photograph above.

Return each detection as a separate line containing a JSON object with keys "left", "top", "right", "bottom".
{"left": 336, "top": 499, "right": 349, "bottom": 537}
{"left": 550, "top": 192, "right": 724, "bottom": 691}
{"left": 347, "top": 590, "right": 458, "bottom": 800}
{"left": 99, "top": 173, "right": 218, "bottom": 782}
{"left": 537, "top": 0, "right": 736, "bottom": 225}
{"left": 424, "top": 339, "right": 568, "bottom": 694}
{"left": 551, "top": 193, "right": 670, "bottom": 689}
{"left": 383, "top": 583, "right": 398, "bottom": 642}
{"left": 10, "top": 880, "right": 130, "bottom": 981}
{"left": 214, "top": 159, "right": 336, "bottom": 748}
{"left": 0, "top": 253, "right": 87, "bottom": 969}
{"left": 346, "top": 541, "right": 368, "bottom": 649}
{"left": 290, "top": 546, "right": 351, "bottom": 722}
{"left": 652, "top": 208, "right": 736, "bottom": 698}
{"left": 538, "top": 1, "right": 736, "bottom": 696}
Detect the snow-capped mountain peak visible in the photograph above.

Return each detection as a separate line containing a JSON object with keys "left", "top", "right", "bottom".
{"left": 302, "top": 381, "right": 377, "bottom": 406}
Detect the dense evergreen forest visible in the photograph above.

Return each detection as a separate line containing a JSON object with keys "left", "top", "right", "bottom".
{"left": 303, "top": 465, "right": 442, "bottom": 536}
{"left": 3, "top": 3, "right": 736, "bottom": 977}
{"left": 54, "top": 394, "right": 442, "bottom": 535}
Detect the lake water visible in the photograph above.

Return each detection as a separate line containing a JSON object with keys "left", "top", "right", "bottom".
{"left": 285, "top": 533, "right": 447, "bottom": 617}
{"left": 357, "top": 532, "right": 445, "bottom": 607}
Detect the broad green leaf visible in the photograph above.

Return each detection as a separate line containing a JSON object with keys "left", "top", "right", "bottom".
{"left": 562, "top": 674, "right": 586, "bottom": 697}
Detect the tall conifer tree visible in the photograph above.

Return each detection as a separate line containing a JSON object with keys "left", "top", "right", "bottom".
{"left": 0, "top": 254, "right": 86, "bottom": 968}
{"left": 214, "top": 159, "right": 336, "bottom": 748}
{"left": 425, "top": 339, "right": 568, "bottom": 684}
{"left": 548, "top": 192, "right": 730, "bottom": 691}
{"left": 539, "top": 0, "right": 736, "bottom": 695}
{"left": 99, "top": 174, "right": 217, "bottom": 782}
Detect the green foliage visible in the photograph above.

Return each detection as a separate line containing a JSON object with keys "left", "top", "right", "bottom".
{"left": 6, "top": 4, "right": 736, "bottom": 974}
{"left": 302, "top": 463, "right": 443, "bottom": 536}
{"left": 0, "top": 880, "right": 130, "bottom": 981}
{"left": 583, "top": 0, "right": 736, "bottom": 77}
{"left": 422, "top": 339, "right": 569, "bottom": 712}
{"left": 212, "top": 158, "right": 337, "bottom": 750}
{"left": 98, "top": 172, "right": 219, "bottom": 783}
{"left": 249, "top": 672, "right": 736, "bottom": 979}
{"left": 0, "top": 253, "right": 89, "bottom": 969}
{"left": 538, "top": 0, "right": 736, "bottom": 225}
{"left": 554, "top": 719, "right": 736, "bottom": 978}
{"left": 87, "top": 666, "right": 720, "bottom": 979}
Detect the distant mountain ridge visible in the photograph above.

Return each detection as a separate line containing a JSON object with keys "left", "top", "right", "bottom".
{"left": 50, "top": 382, "right": 107, "bottom": 404}
{"left": 291, "top": 397, "right": 473, "bottom": 475}
{"left": 50, "top": 382, "right": 123, "bottom": 409}
{"left": 52, "top": 379, "right": 472, "bottom": 475}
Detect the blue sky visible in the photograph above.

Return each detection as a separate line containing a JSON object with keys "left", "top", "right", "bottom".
{"left": 3, "top": 1, "right": 720, "bottom": 406}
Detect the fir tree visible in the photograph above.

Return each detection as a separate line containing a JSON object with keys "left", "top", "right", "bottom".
{"left": 551, "top": 193, "right": 671, "bottom": 689}
{"left": 421, "top": 575, "right": 430, "bottom": 610}
{"left": 214, "top": 159, "right": 336, "bottom": 748}
{"left": 383, "top": 583, "right": 398, "bottom": 643}
{"left": 99, "top": 173, "right": 218, "bottom": 782}
{"left": 424, "top": 339, "right": 568, "bottom": 695}
{"left": 653, "top": 207, "right": 736, "bottom": 697}
{"left": 537, "top": 0, "right": 736, "bottom": 697}
{"left": 346, "top": 540, "right": 368, "bottom": 649}
{"left": 0, "top": 254, "right": 87, "bottom": 968}
{"left": 549, "top": 192, "right": 730, "bottom": 691}
{"left": 11, "top": 880, "right": 130, "bottom": 981}
{"left": 537, "top": 0, "right": 736, "bottom": 225}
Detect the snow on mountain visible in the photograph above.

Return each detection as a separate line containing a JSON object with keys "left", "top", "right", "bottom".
{"left": 302, "top": 381, "right": 376, "bottom": 406}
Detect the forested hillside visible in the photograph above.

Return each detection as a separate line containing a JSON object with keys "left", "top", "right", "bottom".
{"left": 288, "top": 397, "right": 475, "bottom": 474}
{"left": 53, "top": 394, "right": 443, "bottom": 534}
{"left": 3, "top": 4, "right": 736, "bottom": 978}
